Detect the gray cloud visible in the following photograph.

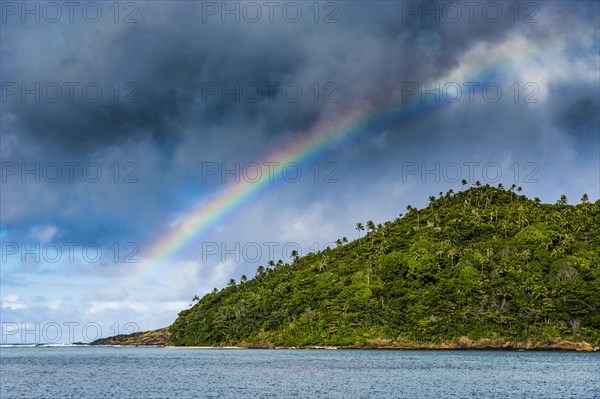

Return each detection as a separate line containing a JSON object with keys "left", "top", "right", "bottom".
{"left": 4, "top": 1, "right": 576, "bottom": 157}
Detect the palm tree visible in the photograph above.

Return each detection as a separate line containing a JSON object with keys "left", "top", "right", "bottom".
{"left": 342, "top": 237, "right": 348, "bottom": 244}
{"left": 428, "top": 195, "right": 436, "bottom": 208}
{"left": 192, "top": 295, "right": 200, "bottom": 302}
{"left": 377, "top": 241, "right": 389, "bottom": 256}
{"left": 228, "top": 278, "right": 236, "bottom": 287}
{"left": 461, "top": 179, "right": 468, "bottom": 190}
{"left": 240, "top": 275, "right": 247, "bottom": 283}
{"left": 406, "top": 205, "right": 419, "bottom": 226}
{"left": 355, "top": 222, "right": 365, "bottom": 246}
{"left": 581, "top": 193, "right": 589, "bottom": 204}
{"left": 509, "top": 184, "right": 516, "bottom": 201}
{"left": 447, "top": 248, "right": 460, "bottom": 266}
{"left": 463, "top": 197, "right": 472, "bottom": 211}
{"left": 256, "top": 265, "right": 265, "bottom": 277}
{"left": 366, "top": 221, "right": 376, "bottom": 244}
{"left": 317, "top": 256, "right": 328, "bottom": 272}
{"left": 581, "top": 193, "right": 590, "bottom": 216}
{"left": 557, "top": 195, "right": 568, "bottom": 205}
{"left": 290, "top": 250, "right": 299, "bottom": 263}
{"left": 500, "top": 219, "right": 513, "bottom": 239}
{"left": 366, "top": 220, "right": 376, "bottom": 232}
{"left": 516, "top": 205, "right": 525, "bottom": 227}
{"left": 472, "top": 250, "right": 485, "bottom": 270}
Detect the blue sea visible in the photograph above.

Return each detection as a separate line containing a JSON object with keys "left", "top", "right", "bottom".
{"left": 0, "top": 346, "right": 598, "bottom": 398}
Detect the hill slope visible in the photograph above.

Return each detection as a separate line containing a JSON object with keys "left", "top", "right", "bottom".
{"left": 170, "top": 186, "right": 600, "bottom": 347}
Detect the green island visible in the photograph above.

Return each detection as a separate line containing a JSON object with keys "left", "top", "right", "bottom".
{"left": 93, "top": 185, "right": 600, "bottom": 350}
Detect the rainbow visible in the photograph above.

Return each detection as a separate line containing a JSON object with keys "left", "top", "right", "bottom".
{"left": 142, "top": 34, "right": 561, "bottom": 271}
{"left": 145, "top": 98, "right": 445, "bottom": 265}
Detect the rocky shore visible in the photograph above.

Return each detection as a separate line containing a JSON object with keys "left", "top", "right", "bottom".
{"left": 353, "top": 337, "right": 599, "bottom": 351}
{"left": 90, "top": 328, "right": 171, "bottom": 346}
{"left": 91, "top": 329, "right": 598, "bottom": 351}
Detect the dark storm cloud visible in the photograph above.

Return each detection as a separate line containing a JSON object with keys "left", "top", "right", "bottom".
{"left": 3, "top": 0, "right": 573, "bottom": 159}
{"left": 2, "top": 3, "right": 308, "bottom": 155}
{"left": 2, "top": 0, "right": 597, "bottom": 232}
{"left": 553, "top": 95, "right": 600, "bottom": 160}
{"left": 555, "top": 94, "right": 599, "bottom": 142}
{"left": 1, "top": 1, "right": 598, "bottom": 231}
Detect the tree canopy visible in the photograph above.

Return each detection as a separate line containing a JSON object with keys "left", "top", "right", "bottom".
{"left": 170, "top": 185, "right": 600, "bottom": 347}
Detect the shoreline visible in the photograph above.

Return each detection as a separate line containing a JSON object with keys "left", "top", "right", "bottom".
{"left": 95, "top": 336, "right": 599, "bottom": 352}
{"left": 89, "top": 328, "right": 599, "bottom": 351}
{"left": 162, "top": 346, "right": 599, "bottom": 351}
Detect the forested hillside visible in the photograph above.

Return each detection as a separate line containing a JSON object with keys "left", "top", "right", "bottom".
{"left": 170, "top": 185, "right": 600, "bottom": 347}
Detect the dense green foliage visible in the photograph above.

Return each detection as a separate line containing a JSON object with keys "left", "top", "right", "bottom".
{"left": 170, "top": 186, "right": 600, "bottom": 346}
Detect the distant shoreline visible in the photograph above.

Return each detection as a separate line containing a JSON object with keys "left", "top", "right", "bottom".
{"left": 165, "top": 346, "right": 244, "bottom": 349}
{"left": 3, "top": 344, "right": 598, "bottom": 352}
{"left": 90, "top": 330, "right": 600, "bottom": 351}
{"left": 162, "top": 346, "right": 599, "bottom": 351}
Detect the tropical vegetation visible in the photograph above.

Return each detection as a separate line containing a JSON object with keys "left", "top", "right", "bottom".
{"left": 170, "top": 185, "right": 600, "bottom": 347}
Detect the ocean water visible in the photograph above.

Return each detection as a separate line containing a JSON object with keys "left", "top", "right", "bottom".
{"left": 0, "top": 347, "right": 598, "bottom": 398}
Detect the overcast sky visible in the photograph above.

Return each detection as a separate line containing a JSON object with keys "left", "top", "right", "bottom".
{"left": 1, "top": 1, "right": 598, "bottom": 343}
